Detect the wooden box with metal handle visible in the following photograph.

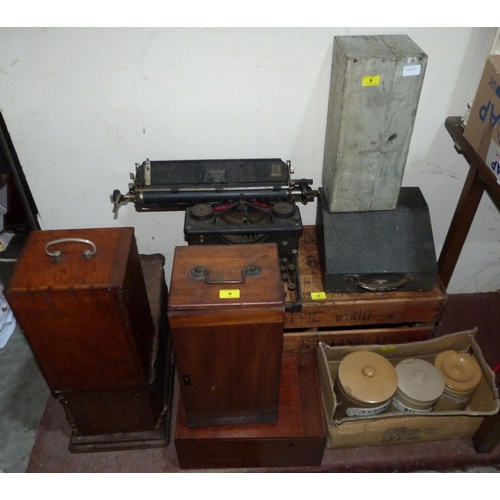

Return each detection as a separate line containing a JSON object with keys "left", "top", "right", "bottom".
{"left": 5, "top": 227, "right": 154, "bottom": 393}
{"left": 168, "top": 243, "right": 285, "bottom": 427}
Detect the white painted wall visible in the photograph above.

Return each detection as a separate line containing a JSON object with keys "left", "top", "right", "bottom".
{"left": 0, "top": 27, "right": 497, "bottom": 292}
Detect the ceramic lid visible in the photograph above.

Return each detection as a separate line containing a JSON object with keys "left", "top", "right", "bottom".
{"left": 337, "top": 351, "right": 398, "bottom": 404}
{"left": 395, "top": 358, "right": 445, "bottom": 402}
{"left": 434, "top": 350, "right": 482, "bottom": 392}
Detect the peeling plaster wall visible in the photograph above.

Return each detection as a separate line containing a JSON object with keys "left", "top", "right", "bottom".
{"left": 0, "top": 27, "right": 497, "bottom": 292}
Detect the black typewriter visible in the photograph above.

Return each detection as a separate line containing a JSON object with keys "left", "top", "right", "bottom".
{"left": 112, "top": 158, "right": 315, "bottom": 311}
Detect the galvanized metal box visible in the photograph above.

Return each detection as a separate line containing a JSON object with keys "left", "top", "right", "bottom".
{"left": 322, "top": 35, "right": 427, "bottom": 212}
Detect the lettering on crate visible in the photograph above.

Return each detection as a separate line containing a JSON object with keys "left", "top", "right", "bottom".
{"left": 296, "top": 338, "right": 320, "bottom": 351}
{"left": 297, "top": 336, "right": 365, "bottom": 351}
{"left": 303, "top": 276, "right": 323, "bottom": 290}
{"left": 335, "top": 309, "right": 372, "bottom": 323}
{"left": 381, "top": 427, "right": 421, "bottom": 443}
{"left": 286, "top": 312, "right": 320, "bottom": 327}
{"left": 423, "top": 427, "right": 440, "bottom": 437}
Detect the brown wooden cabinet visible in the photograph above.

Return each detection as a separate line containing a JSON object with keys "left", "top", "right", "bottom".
{"left": 8, "top": 246, "right": 175, "bottom": 452}
{"left": 5, "top": 227, "right": 154, "bottom": 393}
{"left": 168, "top": 243, "right": 285, "bottom": 427}
{"left": 64, "top": 253, "right": 174, "bottom": 452}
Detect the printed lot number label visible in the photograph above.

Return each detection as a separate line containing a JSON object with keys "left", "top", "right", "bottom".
{"left": 219, "top": 289, "right": 240, "bottom": 299}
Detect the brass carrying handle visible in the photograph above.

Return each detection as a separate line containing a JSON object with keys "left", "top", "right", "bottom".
{"left": 190, "top": 264, "right": 261, "bottom": 284}
{"left": 45, "top": 238, "right": 97, "bottom": 261}
{"left": 342, "top": 274, "right": 420, "bottom": 292}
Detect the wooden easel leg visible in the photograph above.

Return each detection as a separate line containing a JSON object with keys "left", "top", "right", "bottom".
{"left": 472, "top": 412, "right": 500, "bottom": 454}
{"left": 437, "top": 165, "right": 485, "bottom": 288}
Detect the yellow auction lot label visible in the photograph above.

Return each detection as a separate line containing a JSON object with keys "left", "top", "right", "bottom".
{"left": 311, "top": 292, "right": 327, "bottom": 300}
{"left": 362, "top": 75, "right": 380, "bottom": 87}
{"left": 219, "top": 289, "right": 240, "bottom": 299}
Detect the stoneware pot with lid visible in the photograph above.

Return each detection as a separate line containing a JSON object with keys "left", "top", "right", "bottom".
{"left": 334, "top": 351, "right": 398, "bottom": 419}
{"left": 434, "top": 350, "right": 482, "bottom": 411}
{"left": 390, "top": 358, "right": 445, "bottom": 413}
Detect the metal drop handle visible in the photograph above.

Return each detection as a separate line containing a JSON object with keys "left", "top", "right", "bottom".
{"left": 190, "top": 264, "right": 261, "bottom": 284}
{"left": 45, "top": 238, "right": 97, "bottom": 261}
{"left": 342, "top": 274, "right": 420, "bottom": 292}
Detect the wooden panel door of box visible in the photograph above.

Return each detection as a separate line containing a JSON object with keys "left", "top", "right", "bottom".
{"left": 59, "top": 385, "right": 164, "bottom": 437}
{"left": 59, "top": 255, "right": 170, "bottom": 438}
{"left": 168, "top": 243, "right": 285, "bottom": 428}
{"left": 5, "top": 228, "right": 154, "bottom": 393}
{"left": 61, "top": 254, "right": 176, "bottom": 454}
{"left": 170, "top": 314, "right": 284, "bottom": 427}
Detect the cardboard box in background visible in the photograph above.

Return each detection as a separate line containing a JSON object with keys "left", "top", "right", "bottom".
{"left": 317, "top": 329, "right": 499, "bottom": 449}
{"left": 464, "top": 55, "right": 500, "bottom": 180}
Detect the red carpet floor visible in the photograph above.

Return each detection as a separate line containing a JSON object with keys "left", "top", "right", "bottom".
{"left": 26, "top": 292, "right": 500, "bottom": 473}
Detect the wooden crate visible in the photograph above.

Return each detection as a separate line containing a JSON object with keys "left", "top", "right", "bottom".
{"left": 283, "top": 324, "right": 437, "bottom": 353}
{"left": 284, "top": 227, "right": 447, "bottom": 352}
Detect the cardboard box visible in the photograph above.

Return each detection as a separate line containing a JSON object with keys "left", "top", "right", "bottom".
{"left": 317, "top": 329, "right": 499, "bottom": 449}
{"left": 464, "top": 55, "right": 500, "bottom": 179}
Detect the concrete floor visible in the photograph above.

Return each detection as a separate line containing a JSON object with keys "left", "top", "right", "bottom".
{"left": 0, "top": 324, "right": 50, "bottom": 473}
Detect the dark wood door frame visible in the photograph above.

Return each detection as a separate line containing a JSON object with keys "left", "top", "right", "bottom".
{"left": 0, "top": 112, "right": 40, "bottom": 232}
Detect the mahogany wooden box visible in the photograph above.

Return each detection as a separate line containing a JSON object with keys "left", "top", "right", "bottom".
{"left": 168, "top": 243, "right": 284, "bottom": 428}
{"left": 5, "top": 227, "right": 154, "bottom": 393}
{"left": 174, "top": 351, "right": 327, "bottom": 469}
{"left": 283, "top": 226, "right": 447, "bottom": 352}
{"left": 61, "top": 254, "right": 175, "bottom": 453}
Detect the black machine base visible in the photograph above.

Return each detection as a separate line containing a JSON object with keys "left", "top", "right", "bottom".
{"left": 316, "top": 187, "right": 438, "bottom": 294}
{"left": 184, "top": 200, "right": 303, "bottom": 311}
